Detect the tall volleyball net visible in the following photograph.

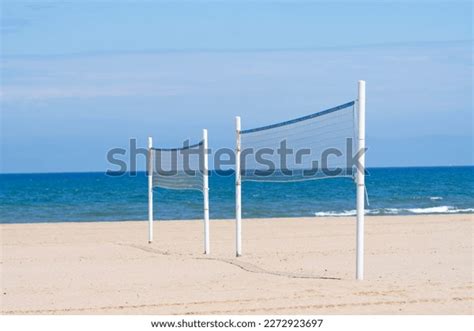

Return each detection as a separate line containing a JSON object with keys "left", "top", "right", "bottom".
{"left": 148, "top": 130, "right": 210, "bottom": 254}
{"left": 235, "top": 81, "right": 366, "bottom": 279}
{"left": 240, "top": 101, "right": 356, "bottom": 181}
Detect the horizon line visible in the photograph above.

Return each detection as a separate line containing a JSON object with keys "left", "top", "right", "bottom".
{"left": 1, "top": 164, "right": 473, "bottom": 175}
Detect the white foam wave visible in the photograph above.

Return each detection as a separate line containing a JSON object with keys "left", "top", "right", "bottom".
{"left": 314, "top": 210, "right": 356, "bottom": 217}
{"left": 406, "top": 206, "right": 452, "bottom": 214}
{"left": 314, "top": 206, "right": 474, "bottom": 217}
{"left": 446, "top": 208, "right": 474, "bottom": 214}
{"left": 429, "top": 196, "right": 443, "bottom": 201}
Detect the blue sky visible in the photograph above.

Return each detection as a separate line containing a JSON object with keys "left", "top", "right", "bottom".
{"left": 1, "top": 1, "right": 472, "bottom": 172}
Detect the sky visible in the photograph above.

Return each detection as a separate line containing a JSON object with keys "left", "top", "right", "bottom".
{"left": 0, "top": 0, "right": 472, "bottom": 173}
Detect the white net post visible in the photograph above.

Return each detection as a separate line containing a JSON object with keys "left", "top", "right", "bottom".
{"left": 148, "top": 136, "right": 154, "bottom": 244}
{"left": 203, "top": 129, "right": 210, "bottom": 255}
{"left": 235, "top": 116, "right": 242, "bottom": 257}
{"left": 356, "top": 80, "right": 366, "bottom": 280}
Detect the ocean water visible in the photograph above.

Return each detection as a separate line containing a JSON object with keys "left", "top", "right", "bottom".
{"left": 0, "top": 167, "right": 473, "bottom": 223}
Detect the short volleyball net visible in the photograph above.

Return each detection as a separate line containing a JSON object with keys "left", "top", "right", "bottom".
{"left": 235, "top": 81, "right": 366, "bottom": 280}
{"left": 147, "top": 130, "right": 210, "bottom": 254}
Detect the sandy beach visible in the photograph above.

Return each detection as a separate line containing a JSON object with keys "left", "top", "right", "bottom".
{"left": 1, "top": 215, "right": 472, "bottom": 314}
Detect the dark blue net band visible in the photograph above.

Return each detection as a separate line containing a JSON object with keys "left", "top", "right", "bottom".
{"left": 151, "top": 140, "right": 203, "bottom": 151}
{"left": 240, "top": 101, "right": 355, "bottom": 134}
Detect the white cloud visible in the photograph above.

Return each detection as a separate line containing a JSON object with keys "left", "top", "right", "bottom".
{"left": 0, "top": 84, "right": 183, "bottom": 101}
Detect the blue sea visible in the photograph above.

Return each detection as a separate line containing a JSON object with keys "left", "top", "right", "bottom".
{"left": 0, "top": 167, "right": 473, "bottom": 223}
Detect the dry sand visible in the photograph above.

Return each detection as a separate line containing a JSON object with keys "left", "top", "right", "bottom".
{"left": 1, "top": 215, "right": 473, "bottom": 314}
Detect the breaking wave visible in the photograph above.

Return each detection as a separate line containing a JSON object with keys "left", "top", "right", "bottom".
{"left": 314, "top": 206, "right": 474, "bottom": 217}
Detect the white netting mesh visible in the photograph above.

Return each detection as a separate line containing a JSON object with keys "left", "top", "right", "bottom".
{"left": 240, "top": 101, "right": 357, "bottom": 182}
{"left": 150, "top": 141, "right": 204, "bottom": 191}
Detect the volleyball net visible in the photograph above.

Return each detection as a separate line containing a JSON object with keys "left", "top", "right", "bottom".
{"left": 150, "top": 140, "right": 205, "bottom": 191}
{"left": 235, "top": 81, "right": 366, "bottom": 280}
{"left": 147, "top": 130, "right": 210, "bottom": 254}
{"left": 239, "top": 101, "right": 357, "bottom": 182}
